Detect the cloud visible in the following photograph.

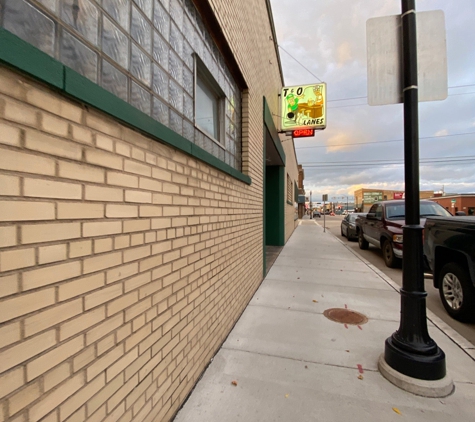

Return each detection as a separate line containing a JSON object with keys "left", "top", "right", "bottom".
{"left": 337, "top": 42, "right": 352, "bottom": 68}
{"left": 270, "top": 0, "right": 475, "bottom": 198}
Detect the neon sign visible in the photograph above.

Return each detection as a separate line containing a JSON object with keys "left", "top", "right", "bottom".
{"left": 281, "top": 83, "right": 327, "bottom": 131}
{"left": 292, "top": 129, "right": 315, "bottom": 138}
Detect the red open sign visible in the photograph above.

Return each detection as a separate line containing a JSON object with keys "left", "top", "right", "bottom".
{"left": 292, "top": 129, "right": 315, "bottom": 138}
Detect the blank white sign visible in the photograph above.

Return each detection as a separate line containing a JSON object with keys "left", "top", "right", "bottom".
{"left": 367, "top": 10, "right": 447, "bottom": 106}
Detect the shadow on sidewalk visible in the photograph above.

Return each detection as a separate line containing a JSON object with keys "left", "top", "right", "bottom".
{"left": 265, "top": 245, "right": 284, "bottom": 275}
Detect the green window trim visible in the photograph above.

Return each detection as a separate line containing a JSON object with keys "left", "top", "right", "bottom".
{"left": 0, "top": 28, "right": 251, "bottom": 186}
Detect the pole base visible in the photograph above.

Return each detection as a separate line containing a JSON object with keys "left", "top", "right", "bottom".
{"left": 384, "top": 336, "right": 446, "bottom": 380}
{"left": 379, "top": 354, "right": 454, "bottom": 398}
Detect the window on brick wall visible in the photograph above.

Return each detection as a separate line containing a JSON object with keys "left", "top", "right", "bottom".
{"left": 195, "top": 57, "right": 224, "bottom": 144}
{"left": 287, "top": 174, "right": 292, "bottom": 203}
{"left": 0, "top": 0, "right": 243, "bottom": 170}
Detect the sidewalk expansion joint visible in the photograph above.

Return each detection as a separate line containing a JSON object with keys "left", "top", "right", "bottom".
{"left": 247, "top": 302, "right": 401, "bottom": 324}
{"left": 220, "top": 347, "right": 379, "bottom": 373}
{"left": 262, "top": 277, "right": 399, "bottom": 293}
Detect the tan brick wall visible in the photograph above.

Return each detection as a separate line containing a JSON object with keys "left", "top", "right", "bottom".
{"left": 0, "top": 1, "right": 287, "bottom": 420}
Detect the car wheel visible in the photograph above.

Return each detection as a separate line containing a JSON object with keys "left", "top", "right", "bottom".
{"left": 438, "top": 263, "right": 475, "bottom": 322}
{"left": 382, "top": 239, "right": 398, "bottom": 268}
{"left": 358, "top": 230, "right": 369, "bottom": 250}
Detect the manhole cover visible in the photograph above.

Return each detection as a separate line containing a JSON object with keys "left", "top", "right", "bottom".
{"left": 323, "top": 308, "right": 368, "bottom": 325}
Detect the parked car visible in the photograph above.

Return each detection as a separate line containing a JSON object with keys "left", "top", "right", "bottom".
{"left": 313, "top": 211, "right": 321, "bottom": 218}
{"left": 341, "top": 213, "right": 367, "bottom": 240}
{"left": 424, "top": 216, "right": 475, "bottom": 322}
{"left": 355, "top": 200, "right": 452, "bottom": 268}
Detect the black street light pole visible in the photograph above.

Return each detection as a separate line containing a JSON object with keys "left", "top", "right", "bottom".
{"left": 383, "top": 0, "right": 446, "bottom": 380}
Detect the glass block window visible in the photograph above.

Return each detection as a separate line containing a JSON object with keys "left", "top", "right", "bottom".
{"left": 0, "top": 0, "right": 242, "bottom": 171}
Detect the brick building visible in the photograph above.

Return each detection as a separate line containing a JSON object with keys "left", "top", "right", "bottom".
{"left": 354, "top": 188, "right": 434, "bottom": 212}
{"left": 429, "top": 194, "right": 475, "bottom": 215}
{"left": 0, "top": 1, "right": 299, "bottom": 421}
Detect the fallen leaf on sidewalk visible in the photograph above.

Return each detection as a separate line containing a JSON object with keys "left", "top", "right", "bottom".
{"left": 392, "top": 408, "right": 402, "bottom": 415}
{"left": 312, "top": 300, "right": 318, "bottom": 303}
{"left": 305, "top": 365, "right": 308, "bottom": 369}
{"left": 357, "top": 375, "right": 363, "bottom": 380}
{"left": 231, "top": 380, "right": 238, "bottom": 386}
{"left": 285, "top": 394, "right": 289, "bottom": 398}
{"left": 345, "top": 350, "right": 350, "bottom": 352}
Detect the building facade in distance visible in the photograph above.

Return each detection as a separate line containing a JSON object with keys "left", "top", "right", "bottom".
{"left": 354, "top": 188, "right": 434, "bottom": 212}
{"left": 429, "top": 194, "right": 475, "bottom": 215}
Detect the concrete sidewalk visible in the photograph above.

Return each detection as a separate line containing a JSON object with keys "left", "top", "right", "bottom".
{"left": 174, "top": 221, "right": 475, "bottom": 421}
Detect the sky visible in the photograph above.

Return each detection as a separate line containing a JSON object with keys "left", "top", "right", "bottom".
{"left": 269, "top": 0, "right": 475, "bottom": 203}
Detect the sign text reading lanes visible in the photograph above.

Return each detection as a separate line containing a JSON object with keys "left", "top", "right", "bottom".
{"left": 281, "top": 83, "right": 327, "bottom": 132}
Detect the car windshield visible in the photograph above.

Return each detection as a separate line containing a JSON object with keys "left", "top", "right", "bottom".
{"left": 349, "top": 214, "right": 358, "bottom": 222}
{"left": 385, "top": 202, "right": 452, "bottom": 219}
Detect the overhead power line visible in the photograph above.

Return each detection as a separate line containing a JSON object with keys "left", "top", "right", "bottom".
{"left": 295, "top": 131, "right": 475, "bottom": 150}
{"left": 278, "top": 45, "right": 323, "bottom": 83}
{"left": 327, "top": 91, "right": 475, "bottom": 110}
{"left": 326, "top": 84, "right": 475, "bottom": 103}
{"left": 301, "top": 157, "right": 475, "bottom": 168}
{"left": 300, "top": 154, "right": 475, "bottom": 165}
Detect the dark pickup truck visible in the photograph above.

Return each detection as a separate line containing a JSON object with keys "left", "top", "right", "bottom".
{"left": 356, "top": 200, "right": 452, "bottom": 268}
{"left": 424, "top": 216, "right": 475, "bottom": 322}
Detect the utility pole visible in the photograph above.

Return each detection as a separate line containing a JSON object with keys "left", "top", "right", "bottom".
{"left": 381, "top": 0, "right": 448, "bottom": 386}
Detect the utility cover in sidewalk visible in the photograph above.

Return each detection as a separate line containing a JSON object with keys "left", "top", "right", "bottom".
{"left": 323, "top": 308, "right": 368, "bottom": 325}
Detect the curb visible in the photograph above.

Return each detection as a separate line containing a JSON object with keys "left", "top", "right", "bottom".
{"left": 332, "top": 232, "right": 475, "bottom": 362}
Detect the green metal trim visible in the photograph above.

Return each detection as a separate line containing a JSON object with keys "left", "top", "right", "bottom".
{"left": 0, "top": 29, "right": 251, "bottom": 185}
{"left": 0, "top": 28, "right": 64, "bottom": 89}
{"left": 263, "top": 97, "right": 285, "bottom": 165}
{"left": 64, "top": 69, "right": 192, "bottom": 154}
{"left": 277, "top": 166, "right": 286, "bottom": 246}
{"left": 262, "top": 122, "right": 267, "bottom": 277}
{"left": 190, "top": 144, "right": 251, "bottom": 184}
{"left": 265, "top": 166, "right": 285, "bottom": 246}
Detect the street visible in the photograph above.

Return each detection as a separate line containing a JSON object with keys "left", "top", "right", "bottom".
{"left": 310, "top": 214, "right": 475, "bottom": 347}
